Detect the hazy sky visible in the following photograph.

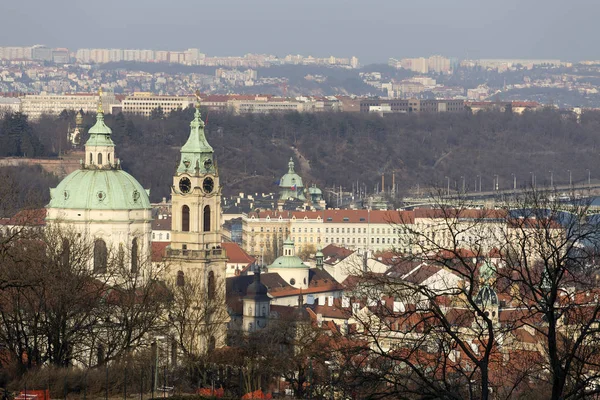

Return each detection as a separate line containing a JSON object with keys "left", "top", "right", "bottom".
{"left": 1, "top": 0, "right": 595, "bottom": 63}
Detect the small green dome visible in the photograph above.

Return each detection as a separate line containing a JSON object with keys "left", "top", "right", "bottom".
{"left": 308, "top": 185, "right": 322, "bottom": 195}
{"left": 48, "top": 169, "right": 151, "bottom": 211}
{"left": 279, "top": 157, "right": 304, "bottom": 189}
{"left": 269, "top": 238, "right": 308, "bottom": 269}
{"left": 270, "top": 254, "right": 308, "bottom": 269}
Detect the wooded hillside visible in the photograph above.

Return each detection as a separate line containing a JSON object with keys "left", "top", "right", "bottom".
{"left": 1, "top": 107, "right": 598, "bottom": 210}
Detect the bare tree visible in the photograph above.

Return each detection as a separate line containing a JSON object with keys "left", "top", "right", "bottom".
{"left": 164, "top": 272, "right": 229, "bottom": 359}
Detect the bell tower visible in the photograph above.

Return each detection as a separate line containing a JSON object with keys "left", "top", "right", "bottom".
{"left": 171, "top": 96, "right": 221, "bottom": 251}
{"left": 168, "top": 94, "right": 228, "bottom": 353}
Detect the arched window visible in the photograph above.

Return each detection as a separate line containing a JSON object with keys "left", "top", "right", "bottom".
{"left": 176, "top": 270, "right": 185, "bottom": 287}
{"left": 203, "top": 205, "right": 211, "bottom": 232}
{"left": 207, "top": 271, "right": 215, "bottom": 300}
{"left": 107, "top": 153, "right": 111, "bottom": 164}
{"left": 182, "top": 205, "right": 190, "bottom": 232}
{"left": 131, "top": 238, "right": 138, "bottom": 273}
{"left": 93, "top": 239, "right": 107, "bottom": 273}
{"left": 97, "top": 344, "right": 105, "bottom": 365}
{"left": 98, "top": 153, "right": 102, "bottom": 165}
{"left": 89, "top": 152, "right": 93, "bottom": 165}
{"left": 61, "top": 238, "right": 70, "bottom": 268}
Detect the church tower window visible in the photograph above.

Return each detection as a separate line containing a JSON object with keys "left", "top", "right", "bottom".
{"left": 98, "top": 153, "right": 102, "bottom": 165}
{"left": 208, "top": 270, "right": 215, "bottom": 299}
{"left": 93, "top": 239, "right": 107, "bottom": 273}
{"left": 182, "top": 205, "right": 190, "bottom": 232}
{"left": 203, "top": 205, "right": 211, "bottom": 232}
{"left": 131, "top": 238, "right": 138, "bottom": 273}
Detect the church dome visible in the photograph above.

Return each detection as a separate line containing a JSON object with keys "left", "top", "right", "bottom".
{"left": 269, "top": 238, "right": 309, "bottom": 269}
{"left": 279, "top": 157, "right": 304, "bottom": 189}
{"left": 47, "top": 103, "right": 150, "bottom": 212}
{"left": 246, "top": 269, "right": 270, "bottom": 301}
{"left": 48, "top": 169, "right": 151, "bottom": 211}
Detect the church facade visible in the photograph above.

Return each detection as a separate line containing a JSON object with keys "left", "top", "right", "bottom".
{"left": 46, "top": 101, "right": 152, "bottom": 274}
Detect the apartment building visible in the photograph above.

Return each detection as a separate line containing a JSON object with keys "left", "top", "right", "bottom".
{"left": 120, "top": 92, "right": 195, "bottom": 116}
{"left": 241, "top": 210, "right": 412, "bottom": 257}
{"left": 360, "top": 99, "right": 465, "bottom": 113}
{"left": 240, "top": 208, "right": 554, "bottom": 260}
{"left": 20, "top": 92, "right": 118, "bottom": 119}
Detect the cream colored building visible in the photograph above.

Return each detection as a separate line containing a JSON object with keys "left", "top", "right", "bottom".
{"left": 21, "top": 92, "right": 119, "bottom": 120}
{"left": 241, "top": 209, "right": 560, "bottom": 260}
{"left": 121, "top": 93, "right": 195, "bottom": 117}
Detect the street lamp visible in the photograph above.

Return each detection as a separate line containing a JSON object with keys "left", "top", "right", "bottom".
{"left": 494, "top": 174, "right": 499, "bottom": 191}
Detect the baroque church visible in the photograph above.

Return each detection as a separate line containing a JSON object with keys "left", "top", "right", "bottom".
{"left": 47, "top": 100, "right": 153, "bottom": 274}
{"left": 46, "top": 95, "right": 229, "bottom": 353}
{"left": 45, "top": 93, "right": 325, "bottom": 355}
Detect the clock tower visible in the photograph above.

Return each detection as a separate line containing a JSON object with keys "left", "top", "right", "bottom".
{"left": 168, "top": 100, "right": 228, "bottom": 352}
{"left": 171, "top": 103, "right": 221, "bottom": 251}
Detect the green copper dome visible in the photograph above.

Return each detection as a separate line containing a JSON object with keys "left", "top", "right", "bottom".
{"left": 48, "top": 168, "right": 151, "bottom": 210}
{"left": 85, "top": 111, "right": 115, "bottom": 147}
{"left": 279, "top": 158, "right": 305, "bottom": 200}
{"left": 269, "top": 238, "right": 308, "bottom": 269}
{"left": 177, "top": 107, "right": 214, "bottom": 174}
{"left": 279, "top": 158, "right": 304, "bottom": 188}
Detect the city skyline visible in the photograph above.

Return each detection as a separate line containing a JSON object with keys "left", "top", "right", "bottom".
{"left": 2, "top": 0, "right": 598, "bottom": 64}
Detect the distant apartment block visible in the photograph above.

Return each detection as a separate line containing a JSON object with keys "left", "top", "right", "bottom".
{"left": 360, "top": 98, "right": 464, "bottom": 113}
{"left": 20, "top": 92, "right": 118, "bottom": 119}
{"left": 389, "top": 55, "right": 452, "bottom": 74}
{"left": 120, "top": 93, "right": 195, "bottom": 117}
{"left": 0, "top": 97, "right": 21, "bottom": 113}
{"left": 461, "top": 59, "right": 571, "bottom": 71}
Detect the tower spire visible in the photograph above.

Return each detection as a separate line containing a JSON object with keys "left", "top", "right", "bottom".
{"left": 97, "top": 87, "right": 104, "bottom": 114}
{"left": 177, "top": 90, "right": 213, "bottom": 174}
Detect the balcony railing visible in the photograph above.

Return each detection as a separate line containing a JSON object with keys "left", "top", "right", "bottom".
{"left": 166, "top": 248, "right": 226, "bottom": 259}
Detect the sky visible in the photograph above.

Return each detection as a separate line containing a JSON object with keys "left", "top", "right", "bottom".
{"left": 1, "top": 0, "right": 596, "bottom": 64}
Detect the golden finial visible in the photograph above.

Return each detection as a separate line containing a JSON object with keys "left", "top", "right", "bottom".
{"left": 97, "top": 87, "right": 104, "bottom": 114}
{"left": 194, "top": 90, "right": 202, "bottom": 109}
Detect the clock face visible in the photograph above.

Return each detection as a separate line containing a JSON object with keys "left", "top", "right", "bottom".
{"left": 204, "top": 158, "right": 213, "bottom": 170}
{"left": 203, "top": 177, "right": 214, "bottom": 193}
{"left": 179, "top": 177, "right": 192, "bottom": 193}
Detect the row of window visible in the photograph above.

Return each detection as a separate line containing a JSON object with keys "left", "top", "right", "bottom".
{"left": 152, "top": 232, "right": 170, "bottom": 240}
{"left": 181, "top": 205, "right": 210, "bottom": 232}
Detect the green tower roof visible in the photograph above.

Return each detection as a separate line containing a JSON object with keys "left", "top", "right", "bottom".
{"left": 85, "top": 109, "right": 114, "bottom": 147}
{"left": 177, "top": 107, "right": 214, "bottom": 174}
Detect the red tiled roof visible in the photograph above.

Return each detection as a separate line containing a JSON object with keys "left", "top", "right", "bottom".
{"left": 321, "top": 244, "right": 354, "bottom": 262}
{"left": 151, "top": 216, "right": 171, "bottom": 230}
{"left": 222, "top": 242, "right": 255, "bottom": 265}
{"left": 0, "top": 209, "right": 47, "bottom": 226}
{"left": 151, "top": 242, "right": 169, "bottom": 262}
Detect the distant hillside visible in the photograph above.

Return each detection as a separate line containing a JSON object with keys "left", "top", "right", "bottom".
{"left": 1, "top": 108, "right": 598, "bottom": 208}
